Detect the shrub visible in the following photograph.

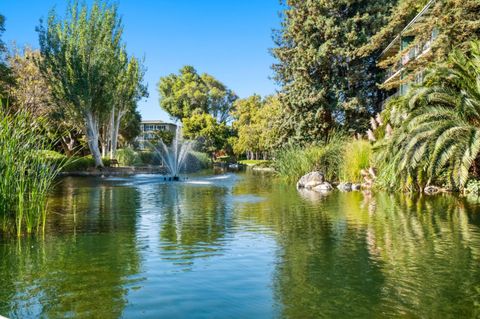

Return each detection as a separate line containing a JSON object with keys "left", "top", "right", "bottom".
{"left": 340, "top": 139, "right": 372, "bottom": 182}
{"left": 185, "top": 151, "right": 211, "bottom": 172}
{"left": 116, "top": 147, "right": 142, "bottom": 166}
{"left": 138, "top": 151, "right": 161, "bottom": 165}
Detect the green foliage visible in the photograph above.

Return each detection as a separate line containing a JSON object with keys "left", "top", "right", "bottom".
{"left": 157, "top": 65, "right": 237, "bottom": 123}
{"left": 0, "top": 110, "right": 65, "bottom": 236}
{"left": 274, "top": 133, "right": 346, "bottom": 183}
{"left": 184, "top": 151, "right": 212, "bottom": 172}
{"left": 119, "top": 109, "right": 142, "bottom": 145}
{"left": 360, "top": 0, "right": 480, "bottom": 90}
{"left": 0, "top": 14, "right": 13, "bottom": 100}
{"left": 340, "top": 140, "right": 372, "bottom": 183}
{"left": 375, "top": 41, "right": 480, "bottom": 191}
{"left": 182, "top": 112, "right": 230, "bottom": 154}
{"left": 138, "top": 151, "right": 161, "bottom": 166}
{"left": 116, "top": 147, "right": 142, "bottom": 166}
{"left": 231, "top": 95, "right": 282, "bottom": 157}
{"left": 215, "top": 155, "right": 230, "bottom": 163}
{"left": 465, "top": 179, "right": 480, "bottom": 196}
{"left": 272, "top": 0, "right": 396, "bottom": 145}
{"left": 150, "top": 129, "right": 175, "bottom": 147}
{"left": 238, "top": 160, "right": 272, "bottom": 167}
{"left": 37, "top": 0, "right": 124, "bottom": 166}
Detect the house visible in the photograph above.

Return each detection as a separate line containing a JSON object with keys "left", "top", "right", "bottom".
{"left": 379, "top": 0, "right": 439, "bottom": 107}
{"left": 137, "top": 120, "right": 177, "bottom": 149}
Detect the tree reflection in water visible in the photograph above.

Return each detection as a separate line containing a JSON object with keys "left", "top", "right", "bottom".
{"left": 0, "top": 177, "right": 141, "bottom": 319}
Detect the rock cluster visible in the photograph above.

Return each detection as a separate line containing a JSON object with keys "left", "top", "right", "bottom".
{"left": 296, "top": 171, "right": 333, "bottom": 193}
{"left": 297, "top": 172, "right": 361, "bottom": 194}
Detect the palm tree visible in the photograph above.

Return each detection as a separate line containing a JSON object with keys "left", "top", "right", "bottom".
{"left": 376, "top": 41, "right": 480, "bottom": 191}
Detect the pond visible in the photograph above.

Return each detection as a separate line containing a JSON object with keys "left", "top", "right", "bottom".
{"left": 1, "top": 171, "right": 480, "bottom": 318}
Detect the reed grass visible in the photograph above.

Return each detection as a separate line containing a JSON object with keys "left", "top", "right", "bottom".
{"left": 339, "top": 139, "right": 372, "bottom": 183}
{"left": 0, "top": 110, "right": 66, "bottom": 236}
{"left": 274, "top": 133, "right": 346, "bottom": 183}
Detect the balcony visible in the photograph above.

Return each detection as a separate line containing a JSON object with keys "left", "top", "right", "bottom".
{"left": 383, "top": 31, "right": 437, "bottom": 84}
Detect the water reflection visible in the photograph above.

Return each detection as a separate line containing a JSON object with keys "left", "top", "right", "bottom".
{"left": 0, "top": 173, "right": 480, "bottom": 318}
{"left": 0, "top": 177, "right": 141, "bottom": 318}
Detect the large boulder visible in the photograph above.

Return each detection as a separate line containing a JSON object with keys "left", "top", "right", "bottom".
{"left": 313, "top": 182, "right": 333, "bottom": 193}
{"left": 297, "top": 171, "right": 325, "bottom": 189}
{"left": 337, "top": 182, "right": 352, "bottom": 192}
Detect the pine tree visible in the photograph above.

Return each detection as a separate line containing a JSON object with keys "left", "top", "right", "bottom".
{"left": 272, "top": 0, "right": 397, "bottom": 145}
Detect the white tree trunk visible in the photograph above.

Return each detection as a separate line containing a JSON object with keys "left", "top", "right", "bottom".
{"left": 85, "top": 112, "right": 103, "bottom": 167}
{"left": 110, "top": 109, "right": 124, "bottom": 159}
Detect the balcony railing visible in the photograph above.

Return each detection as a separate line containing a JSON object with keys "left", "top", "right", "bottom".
{"left": 383, "top": 30, "right": 438, "bottom": 84}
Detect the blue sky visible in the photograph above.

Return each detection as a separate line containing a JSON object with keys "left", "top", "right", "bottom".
{"left": 0, "top": 0, "right": 281, "bottom": 121}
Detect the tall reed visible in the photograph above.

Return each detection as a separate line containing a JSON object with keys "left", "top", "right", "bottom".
{"left": 274, "top": 133, "right": 345, "bottom": 183}
{"left": 339, "top": 139, "right": 372, "bottom": 183}
{"left": 0, "top": 110, "right": 66, "bottom": 236}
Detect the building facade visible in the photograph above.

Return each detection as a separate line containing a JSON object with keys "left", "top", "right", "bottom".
{"left": 137, "top": 120, "right": 177, "bottom": 149}
{"left": 379, "top": 0, "right": 438, "bottom": 108}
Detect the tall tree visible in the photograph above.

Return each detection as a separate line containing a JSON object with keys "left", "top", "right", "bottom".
{"left": 272, "top": 0, "right": 397, "bottom": 145}
{"left": 37, "top": 1, "right": 123, "bottom": 167}
{"left": 8, "top": 48, "right": 51, "bottom": 115}
{"left": 109, "top": 52, "right": 147, "bottom": 159}
{"left": 182, "top": 112, "right": 230, "bottom": 155}
{"left": 8, "top": 47, "right": 83, "bottom": 156}
{"left": 232, "top": 95, "right": 282, "bottom": 159}
{"left": 157, "top": 65, "right": 237, "bottom": 123}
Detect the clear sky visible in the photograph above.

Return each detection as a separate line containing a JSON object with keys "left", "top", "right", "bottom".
{"left": 0, "top": 0, "right": 281, "bottom": 121}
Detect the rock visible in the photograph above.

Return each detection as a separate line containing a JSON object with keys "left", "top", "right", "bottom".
{"left": 424, "top": 185, "right": 440, "bottom": 195}
{"left": 313, "top": 182, "right": 333, "bottom": 193}
{"left": 305, "top": 180, "right": 322, "bottom": 189}
{"left": 337, "top": 182, "right": 352, "bottom": 192}
{"left": 352, "top": 184, "right": 361, "bottom": 191}
{"left": 297, "top": 171, "right": 325, "bottom": 189}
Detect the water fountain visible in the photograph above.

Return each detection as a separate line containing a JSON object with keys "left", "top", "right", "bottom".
{"left": 152, "top": 125, "right": 194, "bottom": 180}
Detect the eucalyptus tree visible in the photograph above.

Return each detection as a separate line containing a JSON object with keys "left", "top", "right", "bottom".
{"left": 109, "top": 52, "right": 147, "bottom": 159}
{"left": 37, "top": 1, "right": 123, "bottom": 167}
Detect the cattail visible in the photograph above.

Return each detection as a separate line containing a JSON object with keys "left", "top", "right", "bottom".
{"left": 386, "top": 123, "right": 393, "bottom": 138}
{"left": 367, "top": 129, "right": 376, "bottom": 142}
{"left": 370, "top": 117, "right": 377, "bottom": 130}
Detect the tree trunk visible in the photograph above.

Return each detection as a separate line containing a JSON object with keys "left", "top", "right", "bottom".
{"left": 110, "top": 109, "right": 124, "bottom": 159}
{"left": 85, "top": 112, "right": 103, "bottom": 167}
{"left": 60, "top": 134, "right": 75, "bottom": 157}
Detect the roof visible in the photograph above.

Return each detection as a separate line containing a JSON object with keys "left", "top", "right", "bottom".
{"left": 141, "top": 120, "right": 177, "bottom": 125}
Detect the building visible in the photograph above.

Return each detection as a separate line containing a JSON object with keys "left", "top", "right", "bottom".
{"left": 137, "top": 120, "right": 177, "bottom": 149}
{"left": 379, "top": 0, "right": 439, "bottom": 107}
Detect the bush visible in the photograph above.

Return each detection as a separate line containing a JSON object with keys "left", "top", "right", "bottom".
{"left": 138, "top": 151, "right": 161, "bottom": 165}
{"left": 185, "top": 151, "right": 211, "bottom": 172}
{"left": 339, "top": 139, "right": 372, "bottom": 183}
{"left": 116, "top": 147, "right": 142, "bottom": 166}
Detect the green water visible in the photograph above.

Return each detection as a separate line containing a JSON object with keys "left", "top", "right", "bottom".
{"left": 1, "top": 171, "right": 480, "bottom": 318}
